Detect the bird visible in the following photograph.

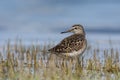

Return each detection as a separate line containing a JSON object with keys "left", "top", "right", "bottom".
{"left": 48, "top": 24, "right": 87, "bottom": 58}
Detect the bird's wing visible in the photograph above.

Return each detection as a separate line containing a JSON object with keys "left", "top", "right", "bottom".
{"left": 48, "top": 34, "right": 85, "bottom": 53}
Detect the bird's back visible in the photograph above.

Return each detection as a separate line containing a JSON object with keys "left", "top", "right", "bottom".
{"left": 48, "top": 34, "right": 86, "bottom": 54}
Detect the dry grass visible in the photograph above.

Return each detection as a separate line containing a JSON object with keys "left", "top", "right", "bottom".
{"left": 0, "top": 40, "right": 120, "bottom": 80}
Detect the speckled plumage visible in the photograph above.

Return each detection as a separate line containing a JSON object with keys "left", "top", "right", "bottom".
{"left": 48, "top": 24, "right": 87, "bottom": 57}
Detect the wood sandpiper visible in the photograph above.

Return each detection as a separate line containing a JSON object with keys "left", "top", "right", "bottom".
{"left": 48, "top": 24, "right": 87, "bottom": 58}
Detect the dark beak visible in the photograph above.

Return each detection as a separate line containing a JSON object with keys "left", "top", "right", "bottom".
{"left": 61, "top": 29, "right": 72, "bottom": 34}
{"left": 61, "top": 31, "right": 69, "bottom": 34}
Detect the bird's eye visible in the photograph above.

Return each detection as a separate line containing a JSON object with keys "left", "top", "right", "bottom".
{"left": 74, "top": 28, "right": 77, "bottom": 29}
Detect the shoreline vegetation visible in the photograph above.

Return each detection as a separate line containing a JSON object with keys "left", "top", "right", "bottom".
{"left": 0, "top": 40, "right": 120, "bottom": 80}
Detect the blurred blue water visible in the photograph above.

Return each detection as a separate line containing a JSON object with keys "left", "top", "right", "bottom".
{"left": 0, "top": 32, "right": 120, "bottom": 49}
{"left": 0, "top": 32, "right": 120, "bottom": 62}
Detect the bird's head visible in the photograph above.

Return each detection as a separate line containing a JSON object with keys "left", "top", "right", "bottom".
{"left": 61, "top": 24, "right": 85, "bottom": 35}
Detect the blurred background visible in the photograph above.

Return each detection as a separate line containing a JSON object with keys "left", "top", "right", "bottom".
{"left": 0, "top": 0, "right": 120, "bottom": 49}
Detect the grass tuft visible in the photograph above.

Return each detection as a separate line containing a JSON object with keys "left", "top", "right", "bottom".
{"left": 0, "top": 40, "right": 120, "bottom": 80}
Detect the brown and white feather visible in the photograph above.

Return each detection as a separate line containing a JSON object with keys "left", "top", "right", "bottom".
{"left": 48, "top": 24, "right": 87, "bottom": 57}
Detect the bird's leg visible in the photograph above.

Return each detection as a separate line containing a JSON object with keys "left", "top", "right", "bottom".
{"left": 75, "top": 55, "right": 83, "bottom": 69}
{"left": 78, "top": 55, "right": 84, "bottom": 68}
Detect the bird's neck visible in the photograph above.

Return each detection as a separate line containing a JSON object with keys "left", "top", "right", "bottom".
{"left": 74, "top": 31, "right": 85, "bottom": 36}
